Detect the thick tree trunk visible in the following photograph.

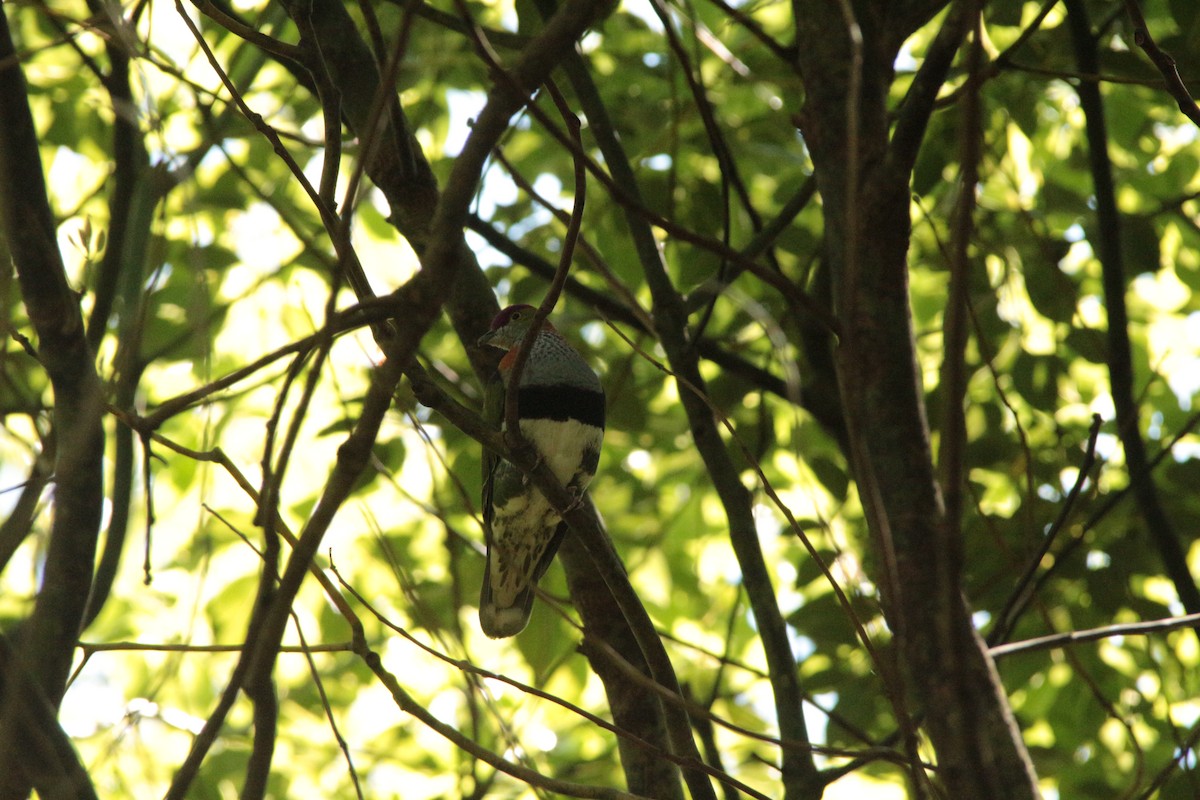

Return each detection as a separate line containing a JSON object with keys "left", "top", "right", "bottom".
{"left": 791, "top": 2, "right": 1042, "bottom": 797}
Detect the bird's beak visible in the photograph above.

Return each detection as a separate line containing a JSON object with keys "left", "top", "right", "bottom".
{"left": 478, "top": 330, "right": 498, "bottom": 348}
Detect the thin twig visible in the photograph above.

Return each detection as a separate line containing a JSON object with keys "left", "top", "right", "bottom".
{"left": 359, "top": 644, "right": 653, "bottom": 800}
{"left": 698, "top": 0, "right": 791, "bottom": 60}
{"left": 406, "top": 360, "right": 720, "bottom": 800}
{"left": 478, "top": 67, "right": 840, "bottom": 334}
{"left": 937, "top": 9, "right": 984, "bottom": 545}
{"left": 334, "top": 572, "right": 746, "bottom": 784}
{"left": 1065, "top": 0, "right": 1200, "bottom": 637}
{"left": 1122, "top": 0, "right": 1200, "bottom": 127}
{"left": 138, "top": 297, "right": 395, "bottom": 429}
{"left": 502, "top": 81, "right": 585, "bottom": 438}
{"left": 292, "top": 612, "right": 365, "bottom": 800}
{"left": 78, "top": 640, "right": 354, "bottom": 653}
{"left": 988, "top": 414, "right": 1103, "bottom": 646}
{"left": 190, "top": 0, "right": 303, "bottom": 61}
{"left": 990, "top": 612, "right": 1200, "bottom": 659}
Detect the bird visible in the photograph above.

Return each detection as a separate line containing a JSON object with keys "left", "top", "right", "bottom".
{"left": 477, "top": 304, "right": 605, "bottom": 638}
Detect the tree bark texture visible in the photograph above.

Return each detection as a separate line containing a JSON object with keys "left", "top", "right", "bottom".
{"left": 0, "top": 5, "right": 106, "bottom": 797}
{"left": 559, "top": 523, "right": 686, "bottom": 800}
{"left": 792, "top": 2, "right": 1042, "bottom": 797}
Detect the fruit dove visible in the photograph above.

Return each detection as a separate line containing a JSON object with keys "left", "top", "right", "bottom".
{"left": 477, "top": 304, "right": 605, "bottom": 638}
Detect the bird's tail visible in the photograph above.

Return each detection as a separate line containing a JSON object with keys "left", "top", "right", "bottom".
{"left": 479, "top": 564, "right": 535, "bottom": 638}
{"left": 479, "top": 521, "right": 570, "bottom": 638}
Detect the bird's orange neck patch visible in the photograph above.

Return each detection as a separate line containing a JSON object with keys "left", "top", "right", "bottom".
{"left": 495, "top": 322, "right": 557, "bottom": 374}
{"left": 498, "top": 346, "right": 522, "bottom": 372}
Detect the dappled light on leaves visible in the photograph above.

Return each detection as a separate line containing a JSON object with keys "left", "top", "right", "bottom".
{"left": 2, "top": 0, "right": 1200, "bottom": 799}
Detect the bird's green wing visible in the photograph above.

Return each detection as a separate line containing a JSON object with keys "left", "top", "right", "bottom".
{"left": 481, "top": 372, "right": 505, "bottom": 538}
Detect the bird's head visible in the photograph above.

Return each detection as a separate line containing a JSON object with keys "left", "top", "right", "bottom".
{"left": 478, "top": 304, "right": 555, "bottom": 350}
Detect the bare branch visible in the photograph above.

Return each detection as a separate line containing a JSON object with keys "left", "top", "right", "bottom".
{"left": 988, "top": 414, "right": 1103, "bottom": 647}
{"left": 1122, "top": 0, "right": 1200, "bottom": 127}
{"left": 0, "top": 6, "right": 105, "bottom": 796}
{"left": 540, "top": 20, "right": 829, "bottom": 800}
{"left": 936, "top": 10, "right": 984, "bottom": 541}
{"left": 1064, "top": 0, "right": 1200, "bottom": 637}
{"left": 502, "top": 83, "right": 586, "bottom": 439}
{"left": 990, "top": 612, "right": 1200, "bottom": 659}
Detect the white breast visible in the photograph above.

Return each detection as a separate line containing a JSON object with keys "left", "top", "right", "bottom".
{"left": 518, "top": 417, "right": 603, "bottom": 488}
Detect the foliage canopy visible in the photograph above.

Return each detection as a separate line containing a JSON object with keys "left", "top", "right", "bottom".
{"left": 3, "top": 0, "right": 1200, "bottom": 798}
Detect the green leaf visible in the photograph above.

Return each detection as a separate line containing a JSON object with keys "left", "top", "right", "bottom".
{"left": 1024, "top": 258, "right": 1078, "bottom": 323}
{"left": 1121, "top": 215, "right": 1162, "bottom": 275}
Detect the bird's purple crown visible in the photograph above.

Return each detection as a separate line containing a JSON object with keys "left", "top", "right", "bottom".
{"left": 489, "top": 304, "right": 537, "bottom": 330}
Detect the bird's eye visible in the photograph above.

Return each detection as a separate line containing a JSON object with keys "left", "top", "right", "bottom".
{"left": 511, "top": 310, "right": 523, "bottom": 320}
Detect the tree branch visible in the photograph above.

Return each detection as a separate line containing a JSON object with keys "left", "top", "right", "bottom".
{"left": 557, "top": 532, "right": 686, "bottom": 800}
{"left": 1122, "top": 0, "right": 1200, "bottom": 127}
{"left": 990, "top": 612, "right": 1200, "bottom": 659}
{"left": 935, "top": 9, "right": 983, "bottom": 539}
{"left": 887, "top": 0, "right": 974, "bottom": 178}
{"left": 794, "top": 0, "right": 1041, "bottom": 795}
{"left": 407, "top": 360, "right": 720, "bottom": 800}
{"left": 162, "top": 0, "right": 618, "bottom": 792}
{"left": 0, "top": 5, "right": 105, "bottom": 796}
{"left": 0, "top": 448, "right": 51, "bottom": 576}
{"left": 988, "top": 414, "right": 1103, "bottom": 646}
{"left": 359, "top": 634, "right": 654, "bottom": 800}
{"left": 542, "top": 8, "right": 821, "bottom": 795}
{"left": 1064, "top": 0, "right": 1200, "bottom": 636}
{"left": 340, "top": 559, "right": 699, "bottom": 797}
{"left": 0, "top": 635, "right": 98, "bottom": 800}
